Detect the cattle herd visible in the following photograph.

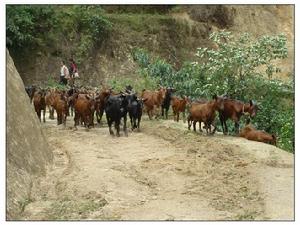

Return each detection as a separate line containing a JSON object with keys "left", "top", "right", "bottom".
{"left": 25, "top": 84, "right": 277, "bottom": 145}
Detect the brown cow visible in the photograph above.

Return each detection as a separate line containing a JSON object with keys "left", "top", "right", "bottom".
{"left": 219, "top": 98, "right": 259, "bottom": 134}
{"left": 239, "top": 125, "right": 276, "bottom": 146}
{"left": 141, "top": 87, "right": 166, "bottom": 120}
{"left": 171, "top": 96, "right": 190, "bottom": 122}
{"left": 33, "top": 89, "right": 47, "bottom": 122}
{"left": 188, "top": 95, "right": 224, "bottom": 134}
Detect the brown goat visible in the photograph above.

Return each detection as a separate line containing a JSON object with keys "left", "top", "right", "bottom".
{"left": 52, "top": 93, "right": 68, "bottom": 126}
{"left": 188, "top": 95, "right": 224, "bottom": 134}
{"left": 73, "top": 93, "right": 98, "bottom": 129}
{"left": 219, "top": 98, "right": 258, "bottom": 134}
{"left": 239, "top": 125, "right": 276, "bottom": 146}
{"left": 45, "top": 88, "right": 61, "bottom": 119}
{"left": 141, "top": 87, "right": 166, "bottom": 120}
{"left": 95, "top": 89, "right": 112, "bottom": 124}
{"left": 171, "top": 96, "right": 190, "bottom": 122}
{"left": 188, "top": 99, "right": 209, "bottom": 131}
{"left": 33, "top": 90, "right": 47, "bottom": 122}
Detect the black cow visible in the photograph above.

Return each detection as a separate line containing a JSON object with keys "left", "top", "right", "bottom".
{"left": 126, "top": 93, "right": 146, "bottom": 131}
{"left": 104, "top": 94, "right": 128, "bottom": 137}
{"left": 161, "top": 87, "right": 176, "bottom": 119}
{"left": 25, "top": 85, "right": 37, "bottom": 103}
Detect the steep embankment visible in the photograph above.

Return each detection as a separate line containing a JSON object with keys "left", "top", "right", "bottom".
{"left": 10, "top": 5, "right": 294, "bottom": 86}
{"left": 20, "top": 114, "right": 294, "bottom": 220}
{"left": 6, "top": 50, "right": 53, "bottom": 219}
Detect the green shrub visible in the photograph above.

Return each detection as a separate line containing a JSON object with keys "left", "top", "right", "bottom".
{"left": 107, "top": 75, "right": 159, "bottom": 94}
{"left": 46, "top": 77, "right": 67, "bottom": 90}
{"left": 132, "top": 48, "right": 150, "bottom": 68}
{"left": 147, "top": 58, "right": 174, "bottom": 85}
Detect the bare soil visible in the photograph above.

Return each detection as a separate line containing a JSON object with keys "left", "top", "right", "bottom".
{"left": 21, "top": 114, "right": 294, "bottom": 220}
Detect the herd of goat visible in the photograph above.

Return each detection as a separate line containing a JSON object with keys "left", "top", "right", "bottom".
{"left": 25, "top": 84, "right": 277, "bottom": 146}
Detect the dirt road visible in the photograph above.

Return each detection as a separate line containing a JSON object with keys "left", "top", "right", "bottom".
{"left": 22, "top": 115, "right": 294, "bottom": 220}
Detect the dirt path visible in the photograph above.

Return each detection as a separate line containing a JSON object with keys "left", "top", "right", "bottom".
{"left": 22, "top": 115, "right": 294, "bottom": 220}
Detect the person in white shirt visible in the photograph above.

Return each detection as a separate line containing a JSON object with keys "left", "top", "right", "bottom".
{"left": 60, "top": 60, "right": 69, "bottom": 85}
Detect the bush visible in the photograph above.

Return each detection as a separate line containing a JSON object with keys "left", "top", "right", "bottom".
{"left": 147, "top": 58, "right": 174, "bottom": 85}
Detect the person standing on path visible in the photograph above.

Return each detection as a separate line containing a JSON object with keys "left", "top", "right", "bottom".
{"left": 69, "top": 58, "right": 78, "bottom": 86}
{"left": 60, "top": 60, "right": 69, "bottom": 85}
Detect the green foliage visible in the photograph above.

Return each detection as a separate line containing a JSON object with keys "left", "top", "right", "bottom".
{"left": 46, "top": 77, "right": 68, "bottom": 90}
{"left": 6, "top": 5, "right": 112, "bottom": 64}
{"left": 46, "top": 198, "right": 107, "bottom": 220}
{"left": 147, "top": 59, "right": 174, "bottom": 85}
{"left": 196, "top": 31, "right": 288, "bottom": 99}
{"left": 6, "top": 5, "right": 56, "bottom": 48}
{"left": 56, "top": 6, "right": 112, "bottom": 64}
{"left": 167, "top": 62, "right": 208, "bottom": 98}
{"left": 107, "top": 75, "right": 158, "bottom": 94}
{"left": 248, "top": 77, "right": 294, "bottom": 152}
{"left": 133, "top": 32, "right": 294, "bottom": 153}
{"left": 132, "top": 48, "right": 150, "bottom": 68}
{"left": 68, "top": 6, "right": 112, "bottom": 42}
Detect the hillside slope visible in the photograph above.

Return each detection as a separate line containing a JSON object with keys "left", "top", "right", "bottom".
{"left": 9, "top": 5, "right": 294, "bottom": 86}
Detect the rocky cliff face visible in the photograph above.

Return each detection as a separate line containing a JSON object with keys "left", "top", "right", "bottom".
{"left": 6, "top": 49, "right": 53, "bottom": 219}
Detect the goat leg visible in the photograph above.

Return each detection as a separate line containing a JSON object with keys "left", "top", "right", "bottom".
{"left": 193, "top": 121, "right": 197, "bottom": 132}
{"left": 43, "top": 109, "right": 46, "bottom": 123}
{"left": 137, "top": 116, "right": 141, "bottom": 132}
{"left": 115, "top": 121, "right": 120, "bottom": 137}
{"left": 123, "top": 116, "right": 128, "bottom": 137}
{"left": 107, "top": 117, "right": 114, "bottom": 136}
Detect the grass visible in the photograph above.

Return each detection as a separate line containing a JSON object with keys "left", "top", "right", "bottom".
{"left": 106, "top": 13, "right": 173, "bottom": 33}
{"left": 169, "top": 6, "right": 185, "bottom": 14}
{"left": 45, "top": 198, "right": 107, "bottom": 220}
{"left": 235, "top": 210, "right": 260, "bottom": 220}
{"left": 18, "top": 197, "right": 34, "bottom": 213}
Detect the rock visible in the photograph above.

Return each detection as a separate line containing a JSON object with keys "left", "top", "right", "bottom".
{"left": 6, "top": 49, "right": 53, "bottom": 219}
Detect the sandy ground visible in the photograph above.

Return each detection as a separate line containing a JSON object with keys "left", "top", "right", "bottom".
{"left": 21, "top": 114, "right": 294, "bottom": 221}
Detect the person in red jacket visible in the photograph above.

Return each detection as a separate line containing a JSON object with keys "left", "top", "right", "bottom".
{"left": 68, "top": 58, "right": 78, "bottom": 86}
